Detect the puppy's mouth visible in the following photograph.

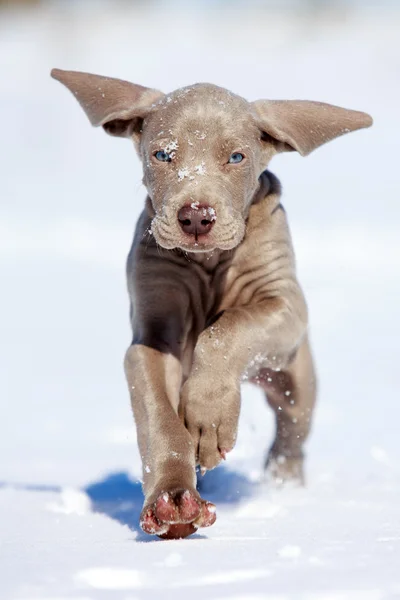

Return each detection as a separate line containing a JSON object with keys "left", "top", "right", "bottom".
{"left": 151, "top": 216, "right": 244, "bottom": 253}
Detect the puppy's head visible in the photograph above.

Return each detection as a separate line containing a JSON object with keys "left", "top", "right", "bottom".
{"left": 51, "top": 69, "right": 372, "bottom": 253}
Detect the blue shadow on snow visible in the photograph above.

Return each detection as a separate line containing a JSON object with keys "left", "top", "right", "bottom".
{"left": 84, "top": 465, "right": 257, "bottom": 540}
{"left": 0, "top": 465, "right": 257, "bottom": 542}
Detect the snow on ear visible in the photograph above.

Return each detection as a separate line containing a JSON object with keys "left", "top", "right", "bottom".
{"left": 252, "top": 99, "right": 373, "bottom": 156}
{"left": 51, "top": 68, "right": 164, "bottom": 138}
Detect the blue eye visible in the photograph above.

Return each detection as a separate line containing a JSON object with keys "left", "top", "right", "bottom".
{"left": 154, "top": 150, "right": 172, "bottom": 162}
{"left": 228, "top": 152, "right": 244, "bottom": 164}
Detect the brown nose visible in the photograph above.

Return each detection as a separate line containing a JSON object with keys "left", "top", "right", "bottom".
{"left": 178, "top": 204, "right": 216, "bottom": 237}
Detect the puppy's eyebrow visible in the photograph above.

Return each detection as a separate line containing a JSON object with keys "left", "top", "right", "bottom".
{"left": 148, "top": 138, "right": 178, "bottom": 152}
{"left": 220, "top": 138, "right": 246, "bottom": 149}
{"left": 149, "top": 137, "right": 170, "bottom": 146}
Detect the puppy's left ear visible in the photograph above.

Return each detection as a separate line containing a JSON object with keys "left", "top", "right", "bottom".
{"left": 252, "top": 99, "right": 373, "bottom": 156}
{"left": 51, "top": 68, "right": 164, "bottom": 139}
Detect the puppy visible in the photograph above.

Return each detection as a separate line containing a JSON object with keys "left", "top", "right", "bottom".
{"left": 51, "top": 69, "right": 372, "bottom": 539}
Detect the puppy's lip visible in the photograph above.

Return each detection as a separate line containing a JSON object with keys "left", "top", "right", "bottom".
{"left": 177, "top": 237, "right": 216, "bottom": 252}
{"left": 178, "top": 243, "right": 216, "bottom": 253}
{"left": 177, "top": 237, "right": 241, "bottom": 253}
{"left": 155, "top": 238, "right": 239, "bottom": 253}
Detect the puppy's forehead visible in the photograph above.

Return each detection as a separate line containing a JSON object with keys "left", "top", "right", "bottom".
{"left": 145, "top": 83, "right": 251, "bottom": 137}
{"left": 162, "top": 83, "right": 248, "bottom": 109}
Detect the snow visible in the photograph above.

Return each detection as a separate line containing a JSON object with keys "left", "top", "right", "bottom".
{"left": 207, "top": 207, "right": 217, "bottom": 221}
{"left": 178, "top": 166, "right": 192, "bottom": 181}
{"left": 75, "top": 567, "right": 143, "bottom": 590}
{"left": 1, "top": 2, "right": 400, "bottom": 599}
{"left": 278, "top": 545, "right": 302, "bottom": 559}
{"left": 194, "top": 162, "right": 207, "bottom": 175}
{"left": 164, "top": 139, "right": 179, "bottom": 153}
{"left": 46, "top": 487, "right": 92, "bottom": 516}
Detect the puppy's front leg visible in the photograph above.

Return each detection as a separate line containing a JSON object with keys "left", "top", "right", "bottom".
{"left": 181, "top": 294, "right": 307, "bottom": 471}
{"left": 125, "top": 344, "right": 216, "bottom": 538}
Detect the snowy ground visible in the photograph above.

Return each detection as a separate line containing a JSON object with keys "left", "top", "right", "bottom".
{"left": 1, "top": 3, "right": 400, "bottom": 599}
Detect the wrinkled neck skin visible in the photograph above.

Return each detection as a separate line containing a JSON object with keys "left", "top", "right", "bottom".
{"left": 144, "top": 169, "right": 274, "bottom": 271}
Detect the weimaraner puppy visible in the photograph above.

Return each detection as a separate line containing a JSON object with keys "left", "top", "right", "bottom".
{"left": 51, "top": 68, "right": 372, "bottom": 539}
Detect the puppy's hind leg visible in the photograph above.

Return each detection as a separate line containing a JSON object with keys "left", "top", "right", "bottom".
{"left": 253, "top": 336, "right": 317, "bottom": 484}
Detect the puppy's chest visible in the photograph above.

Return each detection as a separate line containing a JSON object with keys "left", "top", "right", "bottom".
{"left": 216, "top": 256, "right": 266, "bottom": 312}
{"left": 200, "top": 247, "right": 270, "bottom": 317}
{"left": 215, "top": 201, "right": 291, "bottom": 312}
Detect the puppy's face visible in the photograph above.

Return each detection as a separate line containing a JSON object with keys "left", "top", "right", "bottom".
{"left": 140, "top": 85, "right": 273, "bottom": 253}
{"left": 51, "top": 68, "right": 373, "bottom": 253}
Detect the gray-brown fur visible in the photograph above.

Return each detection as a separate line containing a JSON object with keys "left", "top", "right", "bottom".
{"left": 51, "top": 68, "right": 372, "bottom": 539}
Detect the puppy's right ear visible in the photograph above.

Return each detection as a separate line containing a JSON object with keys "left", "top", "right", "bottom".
{"left": 51, "top": 68, "right": 164, "bottom": 139}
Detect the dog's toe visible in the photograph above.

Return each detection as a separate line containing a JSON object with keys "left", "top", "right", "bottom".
{"left": 178, "top": 489, "right": 202, "bottom": 521}
{"left": 198, "top": 428, "right": 222, "bottom": 471}
{"left": 140, "top": 508, "right": 168, "bottom": 536}
{"left": 195, "top": 500, "right": 217, "bottom": 528}
{"left": 155, "top": 492, "right": 180, "bottom": 523}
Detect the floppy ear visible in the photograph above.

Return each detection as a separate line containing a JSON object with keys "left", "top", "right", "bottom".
{"left": 51, "top": 68, "right": 164, "bottom": 138}
{"left": 252, "top": 99, "right": 373, "bottom": 156}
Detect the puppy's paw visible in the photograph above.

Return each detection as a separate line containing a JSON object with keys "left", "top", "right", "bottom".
{"left": 180, "top": 377, "right": 240, "bottom": 471}
{"left": 265, "top": 452, "right": 305, "bottom": 486}
{"left": 140, "top": 488, "right": 216, "bottom": 539}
